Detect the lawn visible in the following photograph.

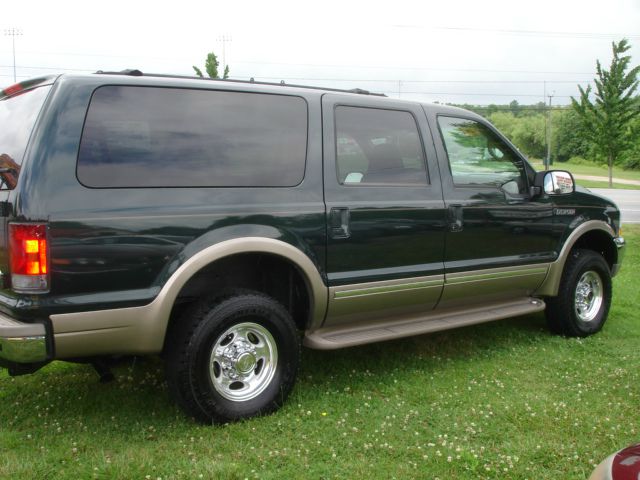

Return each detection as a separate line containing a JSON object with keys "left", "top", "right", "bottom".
{"left": 529, "top": 159, "right": 640, "bottom": 182}
{"left": 1, "top": 227, "right": 639, "bottom": 479}
{"left": 575, "top": 179, "right": 640, "bottom": 190}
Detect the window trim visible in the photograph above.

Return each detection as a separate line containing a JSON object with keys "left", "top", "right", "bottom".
{"left": 333, "top": 103, "right": 430, "bottom": 188}
{"left": 76, "top": 84, "right": 310, "bottom": 189}
{"left": 436, "top": 113, "right": 532, "bottom": 192}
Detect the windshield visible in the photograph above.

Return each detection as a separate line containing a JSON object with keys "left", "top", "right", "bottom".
{"left": 0, "top": 85, "right": 52, "bottom": 189}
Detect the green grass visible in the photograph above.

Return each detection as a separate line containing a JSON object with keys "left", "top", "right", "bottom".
{"left": 2, "top": 228, "right": 639, "bottom": 479}
{"left": 530, "top": 159, "right": 640, "bottom": 182}
{"left": 575, "top": 179, "right": 640, "bottom": 190}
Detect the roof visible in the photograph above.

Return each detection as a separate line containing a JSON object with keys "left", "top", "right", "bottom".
{"left": 93, "top": 69, "right": 387, "bottom": 97}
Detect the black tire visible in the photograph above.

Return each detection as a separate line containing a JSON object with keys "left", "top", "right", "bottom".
{"left": 545, "top": 249, "right": 612, "bottom": 337}
{"left": 165, "top": 291, "right": 301, "bottom": 423}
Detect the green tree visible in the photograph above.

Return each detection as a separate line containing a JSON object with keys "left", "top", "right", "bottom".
{"left": 621, "top": 116, "right": 640, "bottom": 169}
{"left": 509, "top": 100, "right": 521, "bottom": 117}
{"left": 553, "top": 109, "right": 592, "bottom": 163}
{"left": 572, "top": 39, "right": 640, "bottom": 185}
{"left": 192, "top": 51, "right": 230, "bottom": 79}
{"left": 488, "top": 111, "right": 546, "bottom": 158}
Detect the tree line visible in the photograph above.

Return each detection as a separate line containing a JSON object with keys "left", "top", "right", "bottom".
{"left": 454, "top": 39, "right": 640, "bottom": 178}
{"left": 454, "top": 103, "right": 638, "bottom": 170}
{"left": 190, "top": 41, "right": 638, "bottom": 183}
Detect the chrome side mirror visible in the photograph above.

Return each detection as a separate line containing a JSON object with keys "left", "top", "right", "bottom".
{"left": 533, "top": 170, "right": 575, "bottom": 196}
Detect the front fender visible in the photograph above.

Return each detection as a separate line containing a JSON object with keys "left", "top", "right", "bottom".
{"left": 535, "top": 220, "right": 616, "bottom": 297}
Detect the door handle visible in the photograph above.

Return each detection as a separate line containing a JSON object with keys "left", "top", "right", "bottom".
{"left": 329, "top": 207, "right": 351, "bottom": 239}
{"left": 448, "top": 204, "right": 463, "bottom": 233}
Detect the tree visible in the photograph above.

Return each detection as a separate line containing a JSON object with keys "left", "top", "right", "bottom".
{"left": 192, "top": 51, "right": 230, "bottom": 79}
{"left": 553, "top": 109, "right": 592, "bottom": 163}
{"left": 621, "top": 116, "right": 640, "bottom": 169}
{"left": 509, "top": 100, "right": 521, "bottom": 117}
{"left": 572, "top": 39, "right": 640, "bottom": 186}
{"left": 488, "top": 111, "right": 546, "bottom": 158}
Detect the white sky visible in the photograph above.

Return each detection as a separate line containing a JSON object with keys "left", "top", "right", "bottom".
{"left": 2, "top": 0, "right": 640, "bottom": 105}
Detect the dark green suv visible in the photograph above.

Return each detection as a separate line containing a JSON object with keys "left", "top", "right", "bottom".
{"left": 0, "top": 72, "right": 625, "bottom": 423}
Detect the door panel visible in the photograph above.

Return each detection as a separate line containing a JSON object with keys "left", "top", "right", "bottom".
{"left": 322, "top": 95, "right": 447, "bottom": 326}
{"left": 427, "top": 111, "right": 555, "bottom": 307}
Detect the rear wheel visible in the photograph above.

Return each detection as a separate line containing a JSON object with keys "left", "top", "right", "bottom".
{"left": 165, "top": 291, "right": 300, "bottom": 423}
{"left": 545, "top": 249, "right": 612, "bottom": 337}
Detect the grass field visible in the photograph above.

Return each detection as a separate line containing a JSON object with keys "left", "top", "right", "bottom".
{"left": 529, "top": 159, "right": 640, "bottom": 182}
{"left": 574, "top": 179, "right": 640, "bottom": 190}
{"left": 1, "top": 227, "right": 639, "bottom": 479}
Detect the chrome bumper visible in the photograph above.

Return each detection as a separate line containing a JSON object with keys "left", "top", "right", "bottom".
{"left": 0, "top": 313, "right": 48, "bottom": 363}
{"left": 612, "top": 236, "right": 625, "bottom": 276}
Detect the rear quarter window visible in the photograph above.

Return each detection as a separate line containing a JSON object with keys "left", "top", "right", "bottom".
{"left": 77, "top": 86, "right": 308, "bottom": 188}
{"left": 0, "top": 85, "right": 51, "bottom": 189}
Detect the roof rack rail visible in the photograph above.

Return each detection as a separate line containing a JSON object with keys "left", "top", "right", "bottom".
{"left": 94, "top": 69, "right": 386, "bottom": 97}
{"left": 95, "top": 69, "right": 143, "bottom": 76}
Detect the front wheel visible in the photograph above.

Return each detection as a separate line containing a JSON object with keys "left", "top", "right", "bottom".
{"left": 545, "top": 249, "right": 612, "bottom": 337}
{"left": 165, "top": 291, "right": 301, "bottom": 423}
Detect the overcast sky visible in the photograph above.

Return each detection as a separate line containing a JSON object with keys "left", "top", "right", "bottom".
{"left": 2, "top": 0, "right": 639, "bottom": 105}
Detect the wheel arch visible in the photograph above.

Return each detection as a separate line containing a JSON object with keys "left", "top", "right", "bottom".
{"left": 160, "top": 236, "right": 328, "bottom": 331}
{"left": 51, "top": 237, "right": 328, "bottom": 358}
{"left": 536, "top": 220, "right": 616, "bottom": 297}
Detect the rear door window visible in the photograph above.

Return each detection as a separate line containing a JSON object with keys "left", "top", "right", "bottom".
{"left": 335, "top": 106, "right": 428, "bottom": 185}
{"left": 0, "top": 86, "right": 52, "bottom": 189}
{"left": 77, "top": 86, "right": 308, "bottom": 188}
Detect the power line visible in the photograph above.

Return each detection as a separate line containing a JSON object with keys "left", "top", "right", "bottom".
{"left": 234, "top": 60, "right": 597, "bottom": 75}
{"left": 376, "top": 90, "right": 574, "bottom": 98}
{"left": 0, "top": 60, "right": 598, "bottom": 76}
{"left": 0, "top": 64, "right": 91, "bottom": 72}
{"left": 393, "top": 24, "right": 640, "bottom": 40}
{"left": 0, "top": 67, "right": 594, "bottom": 85}
{"left": 245, "top": 75, "right": 590, "bottom": 84}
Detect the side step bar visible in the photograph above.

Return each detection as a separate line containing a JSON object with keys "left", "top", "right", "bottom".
{"left": 304, "top": 297, "right": 545, "bottom": 350}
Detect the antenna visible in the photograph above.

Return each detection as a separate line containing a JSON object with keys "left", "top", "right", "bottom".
{"left": 4, "top": 28, "right": 23, "bottom": 83}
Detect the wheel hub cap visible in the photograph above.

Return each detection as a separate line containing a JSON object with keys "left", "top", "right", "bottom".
{"left": 235, "top": 352, "right": 257, "bottom": 375}
{"left": 209, "top": 322, "right": 278, "bottom": 402}
{"left": 574, "top": 270, "right": 604, "bottom": 323}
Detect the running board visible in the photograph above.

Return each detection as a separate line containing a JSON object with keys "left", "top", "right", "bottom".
{"left": 304, "top": 297, "right": 545, "bottom": 350}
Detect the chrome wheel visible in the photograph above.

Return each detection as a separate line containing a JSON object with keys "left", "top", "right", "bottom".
{"left": 574, "top": 270, "right": 604, "bottom": 323}
{"left": 209, "top": 322, "right": 278, "bottom": 402}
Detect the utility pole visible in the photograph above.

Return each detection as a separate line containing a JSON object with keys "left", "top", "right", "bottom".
{"left": 4, "top": 28, "right": 22, "bottom": 83}
{"left": 546, "top": 93, "right": 555, "bottom": 170}
{"left": 217, "top": 35, "right": 232, "bottom": 73}
{"left": 398, "top": 80, "right": 402, "bottom": 98}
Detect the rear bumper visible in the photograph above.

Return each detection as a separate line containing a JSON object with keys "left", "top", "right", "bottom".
{"left": 0, "top": 313, "right": 48, "bottom": 363}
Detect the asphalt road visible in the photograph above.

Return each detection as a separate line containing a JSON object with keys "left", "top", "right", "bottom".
{"left": 591, "top": 188, "right": 640, "bottom": 224}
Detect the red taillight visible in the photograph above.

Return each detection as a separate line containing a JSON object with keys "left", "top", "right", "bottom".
{"left": 2, "top": 83, "right": 23, "bottom": 97}
{"left": 9, "top": 223, "right": 50, "bottom": 292}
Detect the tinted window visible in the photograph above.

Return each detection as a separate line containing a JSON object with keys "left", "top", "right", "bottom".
{"left": 77, "top": 86, "right": 307, "bottom": 188}
{"left": 0, "top": 86, "right": 51, "bottom": 189}
{"left": 335, "top": 106, "right": 427, "bottom": 185}
{"left": 438, "top": 116, "right": 527, "bottom": 194}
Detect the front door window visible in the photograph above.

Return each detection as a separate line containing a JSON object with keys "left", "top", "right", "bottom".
{"left": 438, "top": 116, "right": 528, "bottom": 195}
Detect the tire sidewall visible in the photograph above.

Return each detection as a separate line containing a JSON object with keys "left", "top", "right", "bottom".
{"left": 566, "top": 251, "right": 612, "bottom": 336}
{"left": 188, "top": 295, "right": 299, "bottom": 421}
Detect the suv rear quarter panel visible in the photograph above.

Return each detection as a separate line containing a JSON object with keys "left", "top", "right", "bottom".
{"left": 8, "top": 76, "right": 327, "bottom": 327}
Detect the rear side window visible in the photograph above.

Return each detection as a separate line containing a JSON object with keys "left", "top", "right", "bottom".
{"left": 0, "top": 86, "right": 51, "bottom": 189}
{"left": 77, "top": 86, "right": 308, "bottom": 188}
{"left": 335, "top": 106, "right": 428, "bottom": 185}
